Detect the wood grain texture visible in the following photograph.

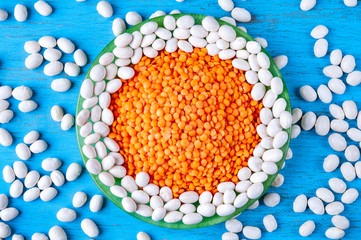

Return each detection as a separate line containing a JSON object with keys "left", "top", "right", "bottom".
{"left": 0, "top": 0, "right": 361, "bottom": 239}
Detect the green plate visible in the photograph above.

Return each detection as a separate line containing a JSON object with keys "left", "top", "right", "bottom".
{"left": 76, "top": 13, "right": 292, "bottom": 229}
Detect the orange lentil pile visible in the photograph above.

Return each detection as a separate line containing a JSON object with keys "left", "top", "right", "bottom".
{"left": 108, "top": 48, "right": 262, "bottom": 197}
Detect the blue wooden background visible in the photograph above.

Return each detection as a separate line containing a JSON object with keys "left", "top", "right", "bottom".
{"left": 0, "top": 0, "right": 361, "bottom": 239}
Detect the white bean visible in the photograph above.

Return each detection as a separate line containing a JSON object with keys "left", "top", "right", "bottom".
{"left": 329, "top": 178, "right": 347, "bottom": 193}
{"left": 251, "top": 83, "right": 266, "bottom": 101}
{"left": 223, "top": 232, "right": 239, "bottom": 240}
{"left": 64, "top": 62, "right": 80, "bottom": 77}
{"left": 271, "top": 77, "right": 283, "bottom": 95}
{"left": 10, "top": 180, "right": 24, "bottom": 198}
{"left": 0, "top": 9, "right": 8, "bottom": 21}
{"left": 217, "top": 182, "right": 235, "bottom": 193}
{"left": 61, "top": 114, "right": 74, "bottom": 131}
{"left": 40, "top": 187, "right": 57, "bottom": 202}
{"left": 14, "top": 4, "right": 28, "bottom": 22}
{"left": 216, "top": 204, "right": 235, "bottom": 216}
{"left": 316, "top": 188, "right": 334, "bottom": 202}
{"left": 225, "top": 219, "right": 243, "bottom": 233}
{"left": 0, "top": 207, "right": 19, "bottom": 221}
{"left": 263, "top": 214, "right": 277, "bottom": 232}
{"left": 218, "top": 0, "right": 234, "bottom": 11}
{"left": 131, "top": 190, "right": 150, "bottom": 204}
{"left": 344, "top": 0, "right": 358, "bottom": 6}
{"left": 51, "top": 78, "right": 72, "bottom": 92}
{"left": 328, "top": 78, "right": 346, "bottom": 94}
{"left": 263, "top": 193, "right": 280, "bottom": 207}
{"left": 325, "top": 227, "right": 345, "bottom": 239}
{"left": 81, "top": 219, "right": 99, "bottom": 237}
{"left": 110, "top": 186, "right": 127, "bottom": 198}
{"left": 90, "top": 195, "right": 103, "bottom": 212}
{"left": 246, "top": 41, "right": 261, "bottom": 54}
{"left": 323, "top": 154, "right": 340, "bottom": 172}
{"left": 271, "top": 174, "right": 284, "bottom": 187}
{"left": 340, "top": 162, "right": 356, "bottom": 181}
{"left": 299, "top": 85, "right": 317, "bottom": 102}
{"left": 34, "top": 1, "right": 53, "bottom": 16}
{"left": 152, "top": 207, "right": 166, "bottom": 221}
{"left": 258, "top": 69, "right": 273, "bottom": 86}
{"left": 301, "top": 111, "right": 316, "bottom": 131}
{"left": 66, "top": 163, "right": 82, "bottom": 181}
{"left": 341, "top": 188, "right": 358, "bottom": 204}
{"left": 218, "top": 25, "right": 236, "bottom": 42}
{"left": 329, "top": 104, "right": 345, "bottom": 119}
{"left": 38, "top": 36, "right": 56, "bottom": 48}
{"left": 255, "top": 37, "right": 268, "bottom": 48}
{"left": 330, "top": 49, "right": 342, "bottom": 65}
{"left": 342, "top": 100, "right": 358, "bottom": 119}
{"left": 99, "top": 172, "right": 115, "bottom": 186}
{"left": 231, "top": 7, "right": 251, "bottom": 22}
{"left": 328, "top": 133, "right": 346, "bottom": 151}
{"left": 43, "top": 48, "right": 62, "bottom": 61}
{"left": 48, "top": 226, "right": 67, "bottom": 240}
{"left": 112, "top": 18, "right": 126, "bottom": 36}
{"left": 2, "top": 165, "right": 15, "bottom": 183}
{"left": 317, "top": 84, "right": 332, "bottom": 103}
{"left": 331, "top": 215, "right": 349, "bottom": 230}
{"left": 137, "top": 232, "right": 151, "bottom": 240}
{"left": 140, "top": 21, "right": 158, "bottom": 35}
{"left": 314, "top": 38, "right": 328, "bottom": 58}
{"left": 280, "top": 111, "right": 292, "bottom": 129}
{"left": 135, "top": 172, "right": 150, "bottom": 188}
{"left": 57, "top": 38, "right": 75, "bottom": 54}
{"left": 122, "top": 175, "right": 138, "bottom": 193}
{"left": 307, "top": 197, "right": 324, "bottom": 215}
{"left": 182, "top": 212, "right": 202, "bottom": 225}
{"left": 243, "top": 226, "right": 262, "bottom": 239}
{"left": 293, "top": 194, "right": 307, "bottom": 213}
{"left": 311, "top": 25, "right": 328, "bottom": 39}
{"left": 341, "top": 55, "right": 355, "bottom": 73}
{"left": 323, "top": 65, "right": 343, "bottom": 78}
{"left": 315, "top": 115, "right": 330, "bottom": 136}
{"left": 247, "top": 183, "right": 264, "bottom": 199}
{"left": 347, "top": 128, "right": 361, "bottom": 141}
{"left": 24, "top": 170, "right": 40, "bottom": 188}
{"left": 273, "top": 55, "right": 288, "bottom": 69}
{"left": 344, "top": 145, "right": 359, "bottom": 162}
{"left": 24, "top": 41, "right": 41, "bottom": 53}
{"left": 299, "top": 220, "right": 315, "bottom": 237}
{"left": 23, "top": 187, "right": 40, "bottom": 202}
{"left": 31, "top": 233, "right": 48, "bottom": 240}
{"left": 44, "top": 61, "right": 63, "bottom": 76}
{"left": 164, "top": 15, "right": 176, "bottom": 31}
{"left": 57, "top": 208, "right": 76, "bottom": 222}
{"left": 176, "top": 15, "right": 195, "bottom": 29}
{"left": 25, "top": 53, "right": 43, "bottom": 69}
{"left": 346, "top": 71, "right": 361, "bottom": 86}
{"left": 96, "top": 1, "right": 113, "bottom": 18}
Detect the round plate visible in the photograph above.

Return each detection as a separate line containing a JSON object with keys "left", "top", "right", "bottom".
{"left": 76, "top": 13, "right": 292, "bottom": 229}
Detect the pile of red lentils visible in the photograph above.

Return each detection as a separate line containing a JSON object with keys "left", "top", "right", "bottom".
{"left": 108, "top": 48, "right": 262, "bottom": 197}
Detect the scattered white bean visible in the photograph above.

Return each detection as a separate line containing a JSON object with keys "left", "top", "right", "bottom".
{"left": 329, "top": 178, "right": 347, "bottom": 193}
{"left": 299, "top": 85, "right": 317, "bottom": 102}
{"left": 34, "top": 1, "right": 53, "bottom": 16}
{"left": 81, "top": 219, "right": 99, "bottom": 237}
{"left": 299, "top": 220, "right": 315, "bottom": 237}
{"left": 323, "top": 154, "right": 340, "bottom": 172}
{"left": 96, "top": 1, "right": 113, "bottom": 18}
{"left": 314, "top": 38, "right": 328, "bottom": 58}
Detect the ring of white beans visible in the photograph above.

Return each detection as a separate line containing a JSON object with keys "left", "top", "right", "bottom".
{"left": 76, "top": 14, "right": 291, "bottom": 226}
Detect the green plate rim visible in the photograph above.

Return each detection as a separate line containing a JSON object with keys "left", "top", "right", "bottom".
{"left": 75, "top": 13, "right": 292, "bottom": 229}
